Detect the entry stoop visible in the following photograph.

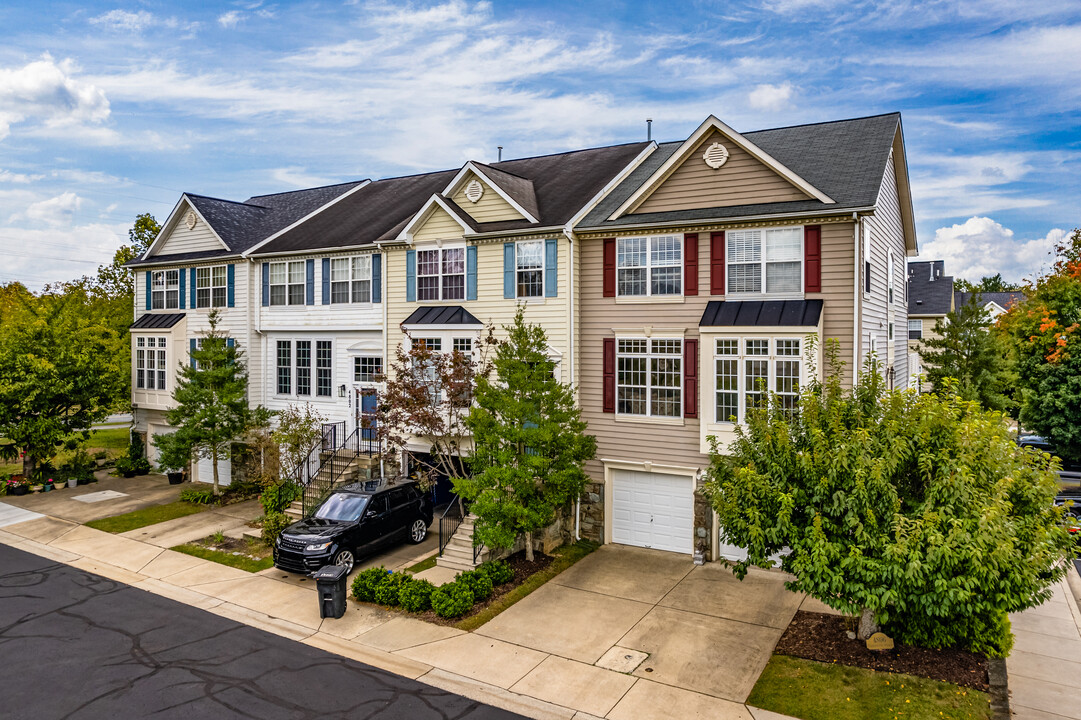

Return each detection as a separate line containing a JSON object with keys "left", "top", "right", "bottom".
{"left": 283, "top": 454, "right": 385, "bottom": 521}
{"left": 436, "top": 514, "right": 490, "bottom": 572}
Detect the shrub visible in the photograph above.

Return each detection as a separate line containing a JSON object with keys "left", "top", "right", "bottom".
{"left": 260, "top": 512, "right": 293, "bottom": 546}
{"left": 180, "top": 487, "right": 217, "bottom": 505}
{"left": 457, "top": 569, "right": 493, "bottom": 601}
{"left": 478, "top": 559, "right": 514, "bottom": 586}
{"left": 431, "top": 580, "right": 475, "bottom": 618}
{"left": 399, "top": 577, "right": 435, "bottom": 612}
{"left": 261, "top": 480, "right": 301, "bottom": 515}
{"left": 351, "top": 566, "right": 391, "bottom": 602}
{"left": 375, "top": 572, "right": 410, "bottom": 606}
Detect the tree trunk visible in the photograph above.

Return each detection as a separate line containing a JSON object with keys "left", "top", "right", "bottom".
{"left": 858, "top": 607, "right": 880, "bottom": 640}
{"left": 22, "top": 453, "right": 34, "bottom": 480}
{"left": 211, "top": 447, "right": 220, "bottom": 496}
{"left": 525, "top": 530, "right": 534, "bottom": 562}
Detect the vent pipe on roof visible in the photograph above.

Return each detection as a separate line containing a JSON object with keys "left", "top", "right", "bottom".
{"left": 497, "top": 146, "right": 503, "bottom": 162}
{"left": 646, "top": 118, "right": 652, "bottom": 141}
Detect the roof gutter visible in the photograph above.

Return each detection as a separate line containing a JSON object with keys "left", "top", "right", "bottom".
{"left": 127, "top": 254, "right": 242, "bottom": 268}
{"left": 576, "top": 205, "right": 876, "bottom": 235}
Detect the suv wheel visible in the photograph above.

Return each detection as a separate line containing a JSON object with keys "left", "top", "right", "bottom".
{"left": 408, "top": 518, "right": 428, "bottom": 544}
{"left": 333, "top": 549, "right": 354, "bottom": 570}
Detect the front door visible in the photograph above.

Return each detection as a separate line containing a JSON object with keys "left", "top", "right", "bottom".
{"left": 356, "top": 388, "right": 378, "bottom": 441}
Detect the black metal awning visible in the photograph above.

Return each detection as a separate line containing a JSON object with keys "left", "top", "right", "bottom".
{"left": 130, "top": 312, "right": 185, "bottom": 330}
{"left": 401, "top": 306, "right": 482, "bottom": 326}
{"left": 699, "top": 300, "right": 823, "bottom": 327}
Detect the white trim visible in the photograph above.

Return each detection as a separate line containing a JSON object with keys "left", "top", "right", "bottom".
{"left": 513, "top": 238, "right": 546, "bottom": 300}
{"left": 609, "top": 115, "right": 835, "bottom": 220}
{"left": 442, "top": 162, "right": 540, "bottom": 224}
{"left": 143, "top": 195, "right": 230, "bottom": 259}
{"left": 614, "top": 233, "right": 684, "bottom": 299}
{"left": 578, "top": 205, "right": 874, "bottom": 236}
{"left": 565, "top": 143, "right": 657, "bottom": 232}
{"left": 396, "top": 195, "right": 476, "bottom": 244}
{"left": 724, "top": 224, "right": 805, "bottom": 297}
{"left": 243, "top": 180, "right": 372, "bottom": 256}
{"left": 400, "top": 323, "right": 484, "bottom": 333}
{"left": 603, "top": 461, "right": 698, "bottom": 553}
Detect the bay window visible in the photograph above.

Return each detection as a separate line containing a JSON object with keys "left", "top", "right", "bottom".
{"left": 270, "top": 261, "right": 305, "bottom": 306}
{"left": 152, "top": 270, "right": 179, "bottom": 309}
{"left": 135, "top": 336, "right": 167, "bottom": 390}
{"left": 417, "top": 248, "right": 465, "bottom": 301}
{"left": 714, "top": 337, "right": 803, "bottom": 423}
{"left": 617, "top": 235, "right": 681, "bottom": 297}
{"left": 196, "top": 266, "right": 228, "bottom": 308}
{"left": 727, "top": 227, "right": 803, "bottom": 294}
{"left": 331, "top": 256, "right": 371, "bottom": 303}
{"left": 616, "top": 338, "right": 682, "bottom": 418}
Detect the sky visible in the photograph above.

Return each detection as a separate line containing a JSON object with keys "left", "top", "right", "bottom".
{"left": 0, "top": 0, "right": 1078, "bottom": 290}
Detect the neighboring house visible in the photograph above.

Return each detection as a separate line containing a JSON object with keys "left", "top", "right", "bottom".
{"left": 906, "top": 260, "right": 954, "bottom": 387}
{"left": 954, "top": 290, "right": 1025, "bottom": 321}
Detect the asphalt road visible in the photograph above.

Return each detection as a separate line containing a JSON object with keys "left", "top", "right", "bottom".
{"left": 0, "top": 544, "right": 523, "bottom": 720}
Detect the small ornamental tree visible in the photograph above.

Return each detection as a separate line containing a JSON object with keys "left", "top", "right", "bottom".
{"left": 378, "top": 326, "right": 495, "bottom": 488}
{"left": 155, "top": 311, "right": 260, "bottom": 496}
{"left": 274, "top": 403, "right": 327, "bottom": 481}
{"left": 704, "top": 342, "right": 1073, "bottom": 657}
{"left": 458, "top": 308, "right": 597, "bottom": 561}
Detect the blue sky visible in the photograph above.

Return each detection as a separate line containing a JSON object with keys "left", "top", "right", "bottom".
{"left": 1, "top": 0, "right": 1078, "bottom": 289}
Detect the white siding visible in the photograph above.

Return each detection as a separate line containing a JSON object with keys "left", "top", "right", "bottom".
{"left": 152, "top": 200, "right": 225, "bottom": 256}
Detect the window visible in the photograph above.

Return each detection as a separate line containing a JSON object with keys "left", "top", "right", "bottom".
{"left": 196, "top": 266, "right": 227, "bottom": 308}
{"left": 151, "top": 270, "right": 179, "bottom": 309}
{"left": 863, "top": 224, "right": 872, "bottom": 295}
{"left": 270, "top": 261, "right": 305, "bottom": 306}
{"left": 727, "top": 227, "right": 802, "bottom": 294}
{"left": 713, "top": 337, "right": 803, "bottom": 423}
{"left": 908, "top": 319, "right": 922, "bottom": 340}
{"left": 276, "top": 341, "right": 291, "bottom": 394}
{"left": 354, "top": 356, "right": 382, "bottom": 382}
{"left": 331, "top": 256, "right": 372, "bottom": 303}
{"left": 316, "top": 341, "right": 332, "bottom": 397}
{"left": 888, "top": 322, "right": 895, "bottom": 341}
{"left": 888, "top": 253, "right": 895, "bottom": 305}
{"left": 135, "top": 336, "right": 167, "bottom": 390}
{"left": 417, "top": 248, "right": 465, "bottom": 301}
{"left": 516, "top": 240, "right": 544, "bottom": 298}
{"left": 617, "top": 235, "right": 682, "bottom": 297}
{"left": 296, "top": 341, "right": 311, "bottom": 396}
{"left": 453, "top": 338, "right": 472, "bottom": 354}
{"left": 413, "top": 338, "right": 442, "bottom": 403}
{"left": 616, "top": 338, "right": 682, "bottom": 418}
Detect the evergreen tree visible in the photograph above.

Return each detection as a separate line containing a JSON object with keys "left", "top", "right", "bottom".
{"left": 155, "top": 311, "right": 259, "bottom": 495}
{"left": 459, "top": 307, "right": 596, "bottom": 561}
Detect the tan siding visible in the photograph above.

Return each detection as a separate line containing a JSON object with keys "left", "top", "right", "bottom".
{"left": 450, "top": 175, "right": 525, "bottom": 223}
{"left": 153, "top": 201, "right": 224, "bottom": 256}
{"left": 634, "top": 131, "right": 809, "bottom": 214}
{"left": 807, "top": 222, "right": 856, "bottom": 386}
{"left": 412, "top": 206, "right": 467, "bottom": 244}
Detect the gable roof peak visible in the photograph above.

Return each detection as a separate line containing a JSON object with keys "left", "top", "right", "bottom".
{"left": 443, "top": 160, "right": 540, "bottom": 223}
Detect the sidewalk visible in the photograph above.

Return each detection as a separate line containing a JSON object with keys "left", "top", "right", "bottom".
{"left": 1007, "top": 565, "right": 1081, "bottom": 719}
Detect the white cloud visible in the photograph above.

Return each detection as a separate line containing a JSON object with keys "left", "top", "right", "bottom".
{"left": 0, "top": 221, "right": 127, "bottom": 289}
{"left": 269, "top": 167, "right": 335, "bottom": 188}
{"left": 0, "top": 170, "right": 43, "bottom": 183}
{"left": 9, "top": 192, "right": 84, "bottom": 226}
{"left": 0, "top": 54, "right": 110, "bottom": 141}
{"left": 89, "top": 10, "right": 157, "bottom": 32}
{"left": 748, "top": 82, "right": 793, "bottom": 111}
{"left": 921, "top": 216, "right": 1065, "bottom": 283}
{"left": 910, "top": 151, "right": 1065, "bottom": 220}
{"left": 218, "top": 11, "right": 243, "bottom": 28}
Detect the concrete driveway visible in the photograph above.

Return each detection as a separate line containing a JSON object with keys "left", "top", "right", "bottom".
{"left": 472, "top": 544, "right": 804, "bottom": 706}
{"left": 1, "top": 472, "right": 186, "bottom": 524}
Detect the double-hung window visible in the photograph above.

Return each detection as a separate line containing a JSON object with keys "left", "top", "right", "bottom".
{"left": 316, "top": 341, "right": 332, "bottom": 397}
{"left": 135, "top": 336, "right": 167, "bottom": 390}
{"left": 616, "top": 338, "right": 682, "bottom": 418}
{"left": 714, "top": 337, "right": 803, "bottom": 423}
{"left": 151, "top": 270, "right": 180, "bottom": 309}
{"left": 417, "top": 248, "right": 465, "bottom": 301}
{"left": 516, "top": 240, "right": 544, "bottom": 298}
{"left": 727, "top": 227, "right": 802, "bottom": 294}
{"left": 276, "top": 339, "right": 332, "bottom": 396}
{"left": 908, "top": 319, "right": 922, "bottom": 340}
{"left": 295, "top": 341, "right": 312, "bottom": 396}
{"left": 331, "top": 256, "right": 372, "bottom": 303}
{"left": 269, "top": 261, "right": 305, "bottom": 306}
{"left": 276, "top": 341, "right": 292, "bottom": 394}
{"left": 354, "top": 356, "right": 383, "bottom": 382}
{"left": 196, "top": 266, "right": 227, "bottom": 308}
{"left": 617, "top": 235, "right": 681, "bottom": 297}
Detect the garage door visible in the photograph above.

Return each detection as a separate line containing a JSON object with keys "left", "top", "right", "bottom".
{"left": 195, "top": 455, "right": 232, "bottom": 487}
{"left": 611, "top": 469, "right": 693, "bottom": 554}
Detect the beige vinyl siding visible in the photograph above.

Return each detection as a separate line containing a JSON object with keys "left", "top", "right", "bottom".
{"left": 153, "top": 201, "right": 225, "bottom": 256}
{"left": 807, "top": 222, "right": 856, "bottom": 387}
{"left": 413, "top": 206, "right": 468, "bottom": 243}
{"left": 450, "top": 176, "right": 525, "bottom": 223}
{"left": 633, "top": 130, "right": 810, "bottom": 214}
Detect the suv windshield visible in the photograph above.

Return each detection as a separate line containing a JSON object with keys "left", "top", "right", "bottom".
{"left": 314, "top": 494, "right": 369, "bottom": 522}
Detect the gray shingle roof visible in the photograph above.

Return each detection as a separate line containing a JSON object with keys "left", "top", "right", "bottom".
{"left": 130, "top": 313, "right": 185, "bottom": 329}
{"left": 699, "top": 300, "right": 823, "bottom": 327}
{"left": 472, "top": 162, "right": 540, "bottom": 220}
{"left": 907, "top": 260, "right": 954, "bottom": 315}
{"left": 955, "top": 291, "right": 1025, "bottom": 311}
{"left": 579, "top": 113, "right": 902, "bottom": 229}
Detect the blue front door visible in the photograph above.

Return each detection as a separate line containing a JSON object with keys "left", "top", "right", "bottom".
{"left": 358, "top": 389, "right": 378, "bottom": 441}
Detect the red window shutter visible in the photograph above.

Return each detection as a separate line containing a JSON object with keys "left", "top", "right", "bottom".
{"left": 684, "top": 233, "right": 698, "bottom": 296}
{"left": 683, "top": 339, "right": 698, "bottom": 419}
{"left": 603, "top": 338, "right": 616, "bottom": 413}
{"left": 804, "top": 225, "right": 822, "bottom": 293}
{"left": 602, "top": 238, "right": 616, "bottom": 298}
{"left": 710, "top": 231, "right": 725, "bottom": 295}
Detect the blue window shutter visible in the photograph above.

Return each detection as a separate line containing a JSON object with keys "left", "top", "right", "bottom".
{"left": 545, "top": 238, "right": 558, "bottom": 297}
{"left": 405, "top": 250, "right": 416, "bottom": 302}
{"left": 145, "top": 271, "right": 152, "bottom": 310}
{"left": 371, "top": 254, "right": 382, "bottom": 303}
{"left": 321, "top": 258, "right": 331, "bottom": 305}
{"left": 305, "top": 259, "right": 315, "bottom": 305}
{"left": 227, "top": 264, "right": 235, "bottom": 307}
{"left": 466, "top": 246, "right": 477, "bottom": 301}
{"left": 190, "top": 267, "right": 197, "bottom": 308}
{"left": 261, "top": 263, "right": 269, "bottom": 307}
{"left": 189, "top": 338, "right": 196, "bottom": 367}
{"left": 504, "top": 243, "right": 515, "bottom": 299}
{"left": 178, "top": 268, "right": 186, "bottom": 308}
{"left": 227, "top": 338, "right": 235, "bottom": 348}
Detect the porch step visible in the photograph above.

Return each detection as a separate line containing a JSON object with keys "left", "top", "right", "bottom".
{"left": 435, "top": 515, "right": 489, "bottom": 572}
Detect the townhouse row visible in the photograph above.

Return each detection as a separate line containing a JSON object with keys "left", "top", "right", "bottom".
{"left": 128, "top": 112, "right": 917, "bottom": 562}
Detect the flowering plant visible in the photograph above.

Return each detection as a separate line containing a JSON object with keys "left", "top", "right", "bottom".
{"left": 6, "top": 475, "right": 30, "bottom": 488}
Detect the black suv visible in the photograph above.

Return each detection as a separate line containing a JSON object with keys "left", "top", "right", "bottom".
{"left": 273, "top": 480, "right": 433, "bottom": 573}
{"left": 1018, "top": 435, "right": 1081, "bottom": 488}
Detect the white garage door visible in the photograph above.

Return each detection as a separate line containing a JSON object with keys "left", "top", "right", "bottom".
{"left": 611, "top": 469, "right": 693, "bottom": 554}
{"left": 195, "top": 454, "right": 232, "bottom": 487}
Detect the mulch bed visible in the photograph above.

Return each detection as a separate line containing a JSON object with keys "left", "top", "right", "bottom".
{"left": 409, "top": 549, "right": 554, "bottom": 627}
{"left": 193, "top": 535, "right": 272, "bottom": 561}
{"left": 776, "top": 610, "right": 989, "bottom": 691}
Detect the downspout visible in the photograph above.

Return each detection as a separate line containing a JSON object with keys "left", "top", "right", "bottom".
{"left": 375, "top": 240, "right": 388, "bottom": 479}
{"left": 563, "top": 225, "right": 580, "bottom": 540}
{"left": 852, "top": 213, "right": 861, "bottom": 384}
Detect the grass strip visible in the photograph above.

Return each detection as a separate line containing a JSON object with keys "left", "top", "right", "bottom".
{"left": 172, "top": 543, "right": 275, "bottom": 573}
{"left": 747, "top": 654, "right": 992, "bottom": 720}
{"left": 85, "top": 501, "right": 208, "bottom": 534}
{"left": 406, "top": 553, "right": 438, "bottom": 574}
{"left": 455, "top": 540, "right": 597, "bottom": 631}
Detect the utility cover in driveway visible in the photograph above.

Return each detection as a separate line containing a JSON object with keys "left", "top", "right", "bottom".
{"left": 611, "top": 469, "right": 693, "bottom": 554}
{"left": 72, "top": 490, "right": 129, "bottom": 503}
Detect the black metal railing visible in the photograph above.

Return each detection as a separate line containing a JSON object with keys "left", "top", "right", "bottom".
{"left": 302, "top": 426, "right": 363, "bottom": 516}
{"left": 473, "top": 541, "right": 485, "bottom": 566}
{"left": 438, "top": 494, "right": 464, "bottom": 557}
{"left": 321, "top": 421, "right": 345, "bottom": 451}
{"left": 288, "top": 423, "right": 341, "bottom": 488}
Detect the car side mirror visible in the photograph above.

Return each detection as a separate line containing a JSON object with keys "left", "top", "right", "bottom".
{"left": 364, "top": 510, "right": 377, "bottom": 519}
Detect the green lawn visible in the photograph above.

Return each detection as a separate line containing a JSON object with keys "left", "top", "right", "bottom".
{"left": 1, "top": 426, "right": 131, "bottom": 476}
{"left": 85, "top": 501, "right": 208, "bottom": 534}
{"left": 172, "top": 543, "right": 274, "bottom": 572}
{"left": 748, "top": 655, "right": 992, "bottom": 720}
{"left": 406, "top": 553, "right": 438, "bottom": 574}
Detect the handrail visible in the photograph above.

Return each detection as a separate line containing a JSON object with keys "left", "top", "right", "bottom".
{"left": 301, "top": 426, "right": 364, "bottom": 516}
{"left": 438, "top": 493, "right": 464, "bottom": 557}
{"left": 287, "top": 422, "right": 341, "bottom": 488}
{"left": 473, "top": 541, "right": 485, "bottom": 566}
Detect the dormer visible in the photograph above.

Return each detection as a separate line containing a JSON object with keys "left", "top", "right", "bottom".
{"left": 143, "top": 195, "right": 231, "bottom": 259}
{"left": 441, "top": 161, "right": 540, "bottom": 225}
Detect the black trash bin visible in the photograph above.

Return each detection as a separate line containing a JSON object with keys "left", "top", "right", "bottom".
{"left": 311, "top": 564, "right": 349, "bottom": 619}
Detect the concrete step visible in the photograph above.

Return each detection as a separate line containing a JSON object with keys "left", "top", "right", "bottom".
{"left": 436, "top": 554, "right": 477, "bottom": 572}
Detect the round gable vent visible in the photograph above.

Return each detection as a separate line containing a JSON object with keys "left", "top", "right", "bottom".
{"left": 703, "top": 142, "right": 730, "bottom": 169}
{"left": 464, "top": 179, "right": 484, "bottom": 203}
{"left": 185, "top": 210, "right": 197, "bottom": 230}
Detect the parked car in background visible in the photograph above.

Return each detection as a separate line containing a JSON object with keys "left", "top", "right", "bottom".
{"left": 272, "top": 480, "right": 433, "bottom": 573}
{"left": 1055, "top": 495, "right": 1081, "bottom": 555}
{"left": 1018, "top": 435, "right": 1081, "bottom": 489}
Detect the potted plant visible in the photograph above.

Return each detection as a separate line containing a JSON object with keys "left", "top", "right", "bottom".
{"left": 42, "top": 477, "right": 55, "bottom": 492}
{"left": 163, "top": 467, "right": 186, "bottom": 485}
{"left": 6, "top": 475, "right": 30, "bottom": 496}
{"left": 67, "top": 477, "right": 78, "bottom": 489}
{"left": 132, "top": 456, "right": 152, "bottom": 476}
{"left": 115, "top": 457, "right": 136, "bottom": 478}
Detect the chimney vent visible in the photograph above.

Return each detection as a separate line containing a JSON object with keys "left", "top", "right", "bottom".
{"left": 497, "top": 146, "right": 503, "bottom": 162}
{"left": 646, "top": 118, "right": 653, "bottom": 141}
